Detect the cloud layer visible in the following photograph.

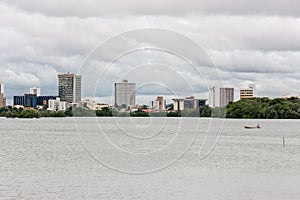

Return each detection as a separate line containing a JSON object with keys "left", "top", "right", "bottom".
{"left": 1, "top": 1, "right": 300, "bottom": 104}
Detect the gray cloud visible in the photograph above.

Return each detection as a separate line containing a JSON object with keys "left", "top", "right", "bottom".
{"left": 1, "top": 1, "right": 300, "bottom": 104}
{"left": 2, "top": 0, "right": 300, "bottom": 17}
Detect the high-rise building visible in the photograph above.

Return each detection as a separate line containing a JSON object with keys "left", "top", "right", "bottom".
{"left": 58, "top": 73, "right": 82, "bottom": 103}
{"left": 208, "top": 86, "right": 220, "bottom": 107}
{"left": 30, "top": 86, "right": 41, "bottom": 96}
{"left": 220, "top": 87, "right": 234, "bottom": 107}
{"left": 114, "top": 80, "right": 136, "bottom": 107}
{"left": 240, "top": 84, "right": 255, "bottom": 99}
{"left": 0, "top": 82, "right": 4, "bottom": 94}
{"left": 156, "top": 96, "right": 165, "bottom": 110}
{"left": 0, "top": 93, "right": 6, "bottom": 108}
{"left": 0, "top": 82, "right": 6, "bottom": 108}
{"left": 209, "top": 86, "right": 234, "bottom": 107}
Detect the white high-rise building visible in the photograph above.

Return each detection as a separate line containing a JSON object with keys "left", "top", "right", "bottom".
{"left": 209, "top": 86, "right": 220, "bottom": 107}
{"left": 29, "top": 86, "right": 41, "bottom": 96}
{"left": 114, "top": 80, "right": 136, "bottom": 107}
{"left": 0, "top": 82, "right": 6, "bottom": 108}
{"left": 0, "top": 82, "right": 4, "bottom": 94}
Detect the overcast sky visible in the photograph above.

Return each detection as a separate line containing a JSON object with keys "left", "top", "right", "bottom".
{"left": 1, "top": 0, "right": 300, "bottom": 105}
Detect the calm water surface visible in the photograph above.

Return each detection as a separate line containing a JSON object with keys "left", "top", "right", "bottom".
{"left": 1, "top": 117, "right": 300, "bottom": 199}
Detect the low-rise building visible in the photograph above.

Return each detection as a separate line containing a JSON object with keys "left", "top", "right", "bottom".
{"left": 173, "top": 96, "right": 207, "bottom": 111}
{"left": 48, "top": 98, "right": 67, "bottom": 111}
{"left": 82, "top": 99, "right": 109, "bottom": 110}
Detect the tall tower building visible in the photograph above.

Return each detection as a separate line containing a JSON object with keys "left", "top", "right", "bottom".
{"left": 220, "top": 87, "right": 234, "bottom": 107}
{"left": 30, "top": 86, "right": 41, "bottom": 96}
{"left": 0, "top": 82, "right": 4, "bottom": 94}
{"left": 114, "top": 80, "right": 136, "bottom": 107}
{"left": 0, "top": 82, "right": 6, "bottom": 108}
{"left": 156, "top": 96, "right": 165, "bottom": 110}
{"left": 208, "top": 86, "right": 220, "bottom": 107}
{"left": 58, "top": 73, "right": 82, "bottom": 103}
{"left": 209, "top": 86, "right": 234, "bottom": 107}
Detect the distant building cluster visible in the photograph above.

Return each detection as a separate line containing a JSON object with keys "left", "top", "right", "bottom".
{"left": 2, "top": 72, "right": 263, "bottom": 113}
{"left": 11, "top": 72, "right": 82, "bottom": 111}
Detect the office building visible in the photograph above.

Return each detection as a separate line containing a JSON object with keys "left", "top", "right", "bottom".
{"left": 37, "top": 96, "right": 57, "bottom": 106}
{"left": 0, "top": 82, "right": 6, "bottom": 108}
{"left": 58, "top": 73, "right": 82, "bottom": 103}
{"left": 220, "top": 87, "right": 234, "bottom": 107}
{"left": 29, "top": 86, "right": 41, "bottom": 96}
{"left": 14, "top": 94, "right": 56, "bottom": 107}
{"left": 48, "top": 97, "right": 67, "bottom": 111}
{"left": 209, "top": 86, "right": 234, "bottom": 107}
{"left": 173, "top": 96, "right": 207, "bottom": 111}
{"left": 114, "top": 80, "right": 136, "bottom": 107}
{"left": 240, "top": 84, "right": 255, "bottom": 99}
{"left": 13, "top": 94, "right": 37, "bottom": 107}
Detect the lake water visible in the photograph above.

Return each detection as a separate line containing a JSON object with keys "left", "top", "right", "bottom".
{"left": 1, "top": 117, "right": 300, "bottom": 199}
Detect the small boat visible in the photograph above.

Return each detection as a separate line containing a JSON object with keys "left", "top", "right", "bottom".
{"left": 244, "top": 125, "right": 261, "bottom": 129}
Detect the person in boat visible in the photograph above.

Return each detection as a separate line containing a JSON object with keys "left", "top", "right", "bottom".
{"left": 256, "top": 124, "right": 260, "bottom": 128}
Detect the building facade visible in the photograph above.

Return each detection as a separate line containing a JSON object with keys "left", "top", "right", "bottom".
{"left": 37, "top": 96, "right": 57, "bottom": 106}
{"left": 48, "top": 97, "right": 67, "bottom": 111}
{"left": 240, "top": 89, "right": 254, "bottom": 99}
{"left": 220, "top": 87, "right": 234, "bottom": 107}
{"left": 0, "top": 93, "right": 6, "bottom": 108}
{"left": 156, "top": 96, "right": 165, "bottom": 110}
{"left": 58, "top": 73, "right": 82, "bottom": 103}
{"left": 173, "top": 96, "right": 206, "bottom": 111}
{"left": 209, "top": 86, "right": 234, "bottom": 107}
{"left": 14, "top": 95, "right": 57, "bottom": 107}
{"left": 114, "top": 80, "right": 136, "bottom": 107}
{"left": 208, "top": 86, "right": 220, "bottom": 107}
{"left": 0, "top": 82, "right": 6, "bottom": 108}
{"left": 14, "top": 94, "right": 37, "bottom": 107}
{"left": 240, "top": 84, "right": 255, "bottom": 99}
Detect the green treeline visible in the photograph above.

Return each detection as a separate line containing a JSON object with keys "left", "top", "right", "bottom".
{"left": 1, "top": 97, "right": 300, "bottom": 119}
{"left": 226, "top": 97, "right": 300, "bottom": 119}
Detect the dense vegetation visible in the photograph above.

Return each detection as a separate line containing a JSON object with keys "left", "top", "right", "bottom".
{"left": 226, "top": 97, "right": 300, "bottom": 119}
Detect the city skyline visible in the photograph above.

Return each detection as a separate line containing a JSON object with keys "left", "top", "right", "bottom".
{"left": 1, "top": 0, "right": 300, "bottom": 105}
